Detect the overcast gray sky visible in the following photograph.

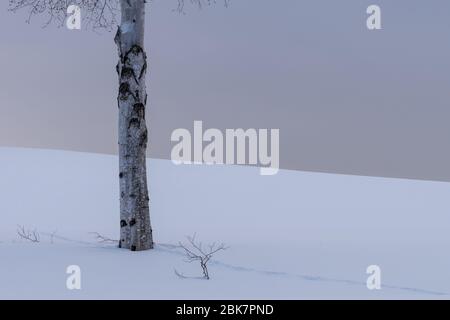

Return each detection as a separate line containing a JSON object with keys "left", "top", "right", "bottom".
{"left": 1, "top": 0, "right": 450, "bottom": 181}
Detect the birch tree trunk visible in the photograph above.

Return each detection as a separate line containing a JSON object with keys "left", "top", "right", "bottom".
{"left": 115, "top": 0, "right": 153, "bottom": 251}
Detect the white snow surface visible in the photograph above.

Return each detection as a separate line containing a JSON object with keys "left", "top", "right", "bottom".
{"left": 1, "top": 147, "right": 450, "bottom": 299}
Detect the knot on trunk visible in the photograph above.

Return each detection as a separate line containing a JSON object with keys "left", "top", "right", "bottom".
{"left": 119, "top": 82, "right": 132, "bottom": 100}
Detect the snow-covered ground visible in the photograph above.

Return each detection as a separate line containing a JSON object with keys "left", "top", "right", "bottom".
{"left": 1, "top": 147, "right": 449, "bottom": 299}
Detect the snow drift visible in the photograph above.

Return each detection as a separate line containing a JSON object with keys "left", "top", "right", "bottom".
{"left": 0, "top": 147, "right": 449, "bottom": 299}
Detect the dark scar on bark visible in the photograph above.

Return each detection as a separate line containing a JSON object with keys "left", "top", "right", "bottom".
{"left": 140, "top": 129, "right": 148, "bottom": 146}
{"left": 122, "top": 66, "right": 139, "bottom": 84}
{"left": 121, "top": 67, "right": 134, "bottom": 79}
{"left": 119, "top": 82, "right": 130, "bottom": 99}
{"left": 120, "top": 220, "right": 127, "bottom": 227}
{"left": 118, "top": 83, "right": 138, "bottom": 102}
{"left": 133, "top": 103, "right": 145, "bottom": 119}
{"left": 128, "top": 118, "right": 140, "bottom": 129}
{"left": 139, "top": 60, "right": 147, "bottom": 80}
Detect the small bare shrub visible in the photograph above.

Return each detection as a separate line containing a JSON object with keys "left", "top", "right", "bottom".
{"left": 176, "top": 233, "right": 228, "bottom": 280}
{"left": 17, "top": 225, "right": 40, "bottom": 243}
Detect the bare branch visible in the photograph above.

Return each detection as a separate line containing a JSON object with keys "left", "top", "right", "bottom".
{"left": 175, "top": 0, "right": 229, "bottom": 13}
{"left": 8, "top": 0, "right": 119, "bottom": 31}
{"left": 89, "top": 231, "right": 119, "bottom": 244}
{"left": 9, "top": 0, "right": 229, "bottom": 29}
{"left": 17, "top": 225, "right": 40, "bottom": 243}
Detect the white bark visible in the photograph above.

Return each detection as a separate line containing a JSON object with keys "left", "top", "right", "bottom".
{"left": 115, "top": 0, "right": 153, "bottom": 251}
